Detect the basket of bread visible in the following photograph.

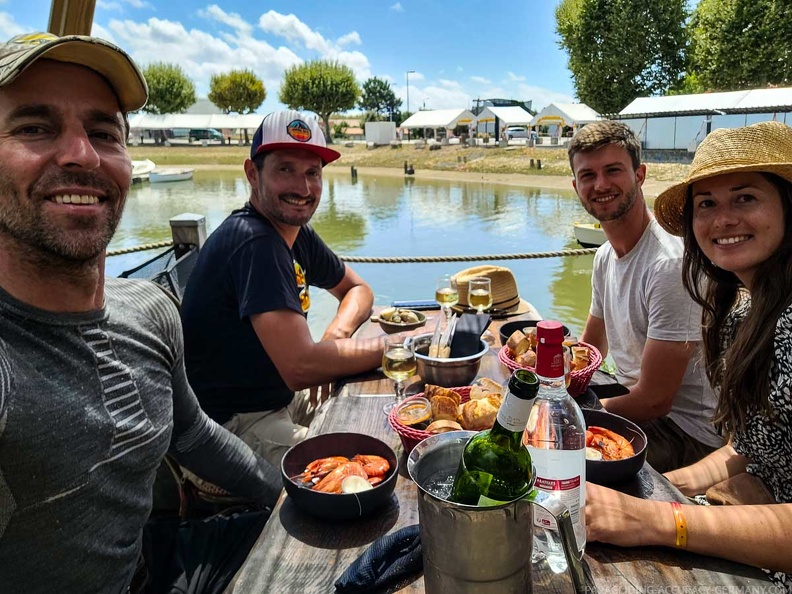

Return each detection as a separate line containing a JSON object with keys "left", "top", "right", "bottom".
{"left": 498, "top": 326, "right": 602, "bottom": 396}
{"left": 388, "top": 378, "right": 504, "bottom": 453}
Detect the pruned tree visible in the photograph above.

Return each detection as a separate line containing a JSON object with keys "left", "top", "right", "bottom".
{"left": 208, "top": 69, "right": 267, "bottom": 114}
{"left": 358, "top": 77, "right": 402, "bottom": 121}
{"left": 688, "top": 0, "right": 792, "bottom": 91}
{"left": 555, "top": 0, "right": 687, "bottom": 114}
{"left": 141, "top": 62, "right": 196, "bottom": 114}
{"left": 279, "top": 60, "right": 360, "bottom": 143}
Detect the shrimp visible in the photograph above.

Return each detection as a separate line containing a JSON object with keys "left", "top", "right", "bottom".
{"left": 586, "top": 426, "right": 634, "bottom": 460}
{"left": 312, "top": 461, "right": 368, "bottom": 494}
{"left": 351, "top": 454, "right": 390, "bottom": 478}
{"left": 293, "top": 456, "right": 349, "bottom": 484}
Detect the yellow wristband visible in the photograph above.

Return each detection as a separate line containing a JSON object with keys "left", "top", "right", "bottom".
{"left": 670, "top": 502, "right": 688, "bottom": 549}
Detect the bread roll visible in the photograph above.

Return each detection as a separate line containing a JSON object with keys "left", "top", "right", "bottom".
{"left": 460, "top": 395, "right": 501, "bottom": 431}
{"left": 424, "top": 384, "right": 461, "bottom": 407}
{"left": 470, "top": 377, "right": 503, "bottom": 400}
{"left": 431, "top": 395, "right": 459, "bottom": 421}
{"left": 427, "top": 420, "right": 463, "bottom": 434}
{"left": 571, "top": 346, "right": 589, "bottom": 371}
{"left": 516, "top": 349, "right": 537, "bottom": 368}
{"left": 506, "top": 330, "right": 531, "bottom": 357}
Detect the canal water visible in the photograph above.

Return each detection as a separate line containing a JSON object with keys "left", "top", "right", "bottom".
{"left": 107, "top": 169, "right": 598, "bottom": 339}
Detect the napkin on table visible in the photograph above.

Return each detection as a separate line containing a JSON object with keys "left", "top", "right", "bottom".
{"left": 449, "top": 313, "right": 491, "bottom": 358}
{"left": 334, "top": 524, "right": 422, "bottom": 593}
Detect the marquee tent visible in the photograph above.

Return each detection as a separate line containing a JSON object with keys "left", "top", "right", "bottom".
{"left": 400, "top": 109, "right": 476, "bottom": 129}
{"left": 530, "top": 103, "right": 600, "bottom": 129}
{"left": 128, "top": 113, "right": 266, "bottom": 131}
{"left": 474, "top": 106, "right": 534, "bottom": 136}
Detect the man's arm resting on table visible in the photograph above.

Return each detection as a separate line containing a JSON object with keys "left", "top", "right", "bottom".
{"left": 664, "top": 443, "right": 749, "bottom": 496}
{"left": 321, "top": 265, "right": 374, "bottom": 341}
{"left": 252, "top": 309, "right": 383, "bottom": 391}
{"left": 580, "top": 314, "right": 608, "bottom": 359}
{"left": 600, "top": 338, "right": 693, "bottom": 422}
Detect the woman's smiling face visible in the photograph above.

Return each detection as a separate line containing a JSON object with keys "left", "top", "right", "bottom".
{"left": 691, "top": 171, "right": 786, "bottom": 289}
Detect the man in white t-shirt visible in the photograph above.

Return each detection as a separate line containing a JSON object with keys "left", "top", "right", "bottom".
{"left": 568, "top": 121, "right": 722, "bottom": 472}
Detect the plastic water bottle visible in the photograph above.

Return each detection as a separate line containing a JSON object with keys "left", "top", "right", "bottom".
{"left": 523, "top": 320, "right": 586, "bottom": 573}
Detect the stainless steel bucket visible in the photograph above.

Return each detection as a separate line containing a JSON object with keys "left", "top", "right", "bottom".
{"left": 407, "top": 431, "right": 586, "bottom": 594}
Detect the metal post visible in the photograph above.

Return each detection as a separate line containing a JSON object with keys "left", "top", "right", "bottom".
{"left": 406, "top": 70, "right": 415, "bottom": 142}
{"left": 169, "top": 213, "right": 207, "bottom": 258}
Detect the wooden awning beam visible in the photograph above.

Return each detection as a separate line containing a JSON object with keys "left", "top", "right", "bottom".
{"left": 48, "top": 0, "right": 96, "bottom": 36}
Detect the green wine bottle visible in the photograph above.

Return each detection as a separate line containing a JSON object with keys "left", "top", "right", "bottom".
{"left": 450, "top": 369, "right": 539, "bottom": 506}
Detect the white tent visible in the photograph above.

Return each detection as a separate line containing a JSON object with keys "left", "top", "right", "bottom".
{"left": 476, "top": 106, "right": 533, "bottom": 127}
{"left": 128, "top": 113, "right": 265, "bottom": 130}
{"left": 400, "top": 109, "right": 476, "bottom": 129}
{"left": 530, "top": 103, "right": 600, "bottom": 128}
{"left": 619, "top": 86, "right": 792, "bottom": 117}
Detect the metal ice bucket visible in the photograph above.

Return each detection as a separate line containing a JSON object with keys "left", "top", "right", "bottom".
{"left": 407, "top": 431, "right": 586, "bottom": 594}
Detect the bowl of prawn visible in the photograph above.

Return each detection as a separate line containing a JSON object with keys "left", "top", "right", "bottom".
{"left": 281, "top": 432, "right": 399, "bottom": 520}
{"left": 583, "top": 408, "right": 648, "bottom": 485}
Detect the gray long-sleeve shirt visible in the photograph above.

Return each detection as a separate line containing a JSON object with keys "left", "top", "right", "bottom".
{"left": 0, "top": 278, "right": 281, "bottom": 593}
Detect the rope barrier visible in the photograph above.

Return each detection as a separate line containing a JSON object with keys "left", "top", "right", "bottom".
{"left": 337, "top": 248, "right": 597, "bottom": 263}
{"left": 106, "top": 240, "right": 173, "bottom": 257}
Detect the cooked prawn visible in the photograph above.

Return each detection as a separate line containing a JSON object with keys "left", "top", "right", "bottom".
{"left": 586, "top": 426, "right": 634, "bottom": 460}
{"left": 294, "top": 456, "right": 349, "bottom": 483}
{"left": 351, "top": 454, "right": 390, "bottom": 477}
{"left": 312, "top": 461, "right": 368, "bottom": 494}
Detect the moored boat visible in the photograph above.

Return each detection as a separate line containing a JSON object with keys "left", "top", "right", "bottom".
{"left": 149, "top": 168, "right": 195, "bottom": 183}
{"left": 131, "top": 158, "right": 156, "bottom": 184}
{"left": 573, "top": 222, "right": 606, "bottom": 248}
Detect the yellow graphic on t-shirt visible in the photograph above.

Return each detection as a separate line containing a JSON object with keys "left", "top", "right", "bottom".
{"left": 294, "top": 261, "right": 310, "bottom": 312}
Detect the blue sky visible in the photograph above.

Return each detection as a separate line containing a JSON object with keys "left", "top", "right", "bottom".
{"left": 5, "top": 0, "right": 580, "bottom": 114}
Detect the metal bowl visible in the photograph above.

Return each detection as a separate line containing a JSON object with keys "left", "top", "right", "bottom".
{"left": 373, "top": 309, "right": 427, "bottom": 334}
{"left": 281, "top": 432, "right": 398, "bottom": 520}
{"left": 583, "top": 408, "right": 648, "bottom": 485}
{"left": 411, "top": 332, "right": 488, "bottom": 388}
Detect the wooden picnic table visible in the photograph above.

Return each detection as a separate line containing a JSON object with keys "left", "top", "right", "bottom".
{"left": 228, "top": 312, "right": 770, "bottom": 593}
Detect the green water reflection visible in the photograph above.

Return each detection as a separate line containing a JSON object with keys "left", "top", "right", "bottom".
{"left": 108, "top": 169, "right": 598, "bottom": 338}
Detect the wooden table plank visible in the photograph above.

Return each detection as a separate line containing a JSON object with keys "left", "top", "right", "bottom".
{"left": 229, "top": 314, "right": 770, "bottom": 593}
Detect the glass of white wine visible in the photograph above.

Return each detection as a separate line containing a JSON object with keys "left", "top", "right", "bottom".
{"left": 468, "top": 277, "right": 493, "bottom": 315}
{"left": 435, "top": 275, "right": 459, "bottom": 319}
{"left": 381, "top": 335, "right": 417, "bottom": 414}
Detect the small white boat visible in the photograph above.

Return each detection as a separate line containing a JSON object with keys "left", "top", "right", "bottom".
{"left": 573, "top": 222, "right": 607, "bottom": 248}
{"left": 131, "top": 158, "right": 156, "bottom": 183}
{"left": 149, "top": 168, "right": 195, "bottom": 183}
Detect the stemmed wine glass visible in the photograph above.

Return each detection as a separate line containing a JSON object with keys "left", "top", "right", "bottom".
{"left": 468, "top": 277, "right": 493, "bottom": 315}
{"left": 381, "top": 335, "right": 417, "bottom": 414}
{"left": 435, "top": 275, "right": 459, "bottom": 319}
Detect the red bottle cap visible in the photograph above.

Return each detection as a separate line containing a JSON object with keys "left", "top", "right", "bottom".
{"left": 536, "top": 320, "right": 565, "bottom": 378}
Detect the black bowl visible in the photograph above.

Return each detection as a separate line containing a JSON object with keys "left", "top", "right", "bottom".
{"left": 281, "top": 432, "right": 398, "bottom": 520}
{"left": 498, "top": 319, "right": 571, "bottom": 347}
{"left": 583, "top": 408, "right": 648, "bottom": 485}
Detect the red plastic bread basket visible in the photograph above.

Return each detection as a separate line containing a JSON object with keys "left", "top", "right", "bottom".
{"left": 498, "top": 341, "right": 602, "bottom": 397}
{"left": 388, "top": 386, "right": 472, "bottom": 454}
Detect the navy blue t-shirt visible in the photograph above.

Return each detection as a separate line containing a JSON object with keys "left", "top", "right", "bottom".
{"left": 181, "top": 203, "right": 346, "bottom": 424}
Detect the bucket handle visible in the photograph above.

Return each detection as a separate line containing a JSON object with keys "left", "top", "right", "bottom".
{"left": 524, "top": 489, "right": 588, "bottom": 594}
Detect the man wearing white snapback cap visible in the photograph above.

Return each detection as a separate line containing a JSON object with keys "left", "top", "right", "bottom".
{"left": 182, "top": 110, "right": 384, "bottom": 465}
{"left": 0, "top": 33, "right": 281, "bottom": 593}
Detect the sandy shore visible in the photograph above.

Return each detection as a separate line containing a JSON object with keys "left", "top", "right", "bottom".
{"left": 194, "top": 163, "right": 676, "bottom": 198}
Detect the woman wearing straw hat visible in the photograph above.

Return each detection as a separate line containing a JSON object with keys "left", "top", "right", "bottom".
{"left": 585, "top": 121, "right": 792, "bottom": 589}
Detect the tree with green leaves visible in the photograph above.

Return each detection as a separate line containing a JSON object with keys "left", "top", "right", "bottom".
{"left": 358, "top": 77, "right": 402, "bottom": 121}
{"left": 555, "top": 0, "right": 687, "bottom": 114}
{"left": 141, "top": 63, "right": 196, "bottom": 114}
{"left": 687, "top": 0, "right": 792, "bottom": 92}
{"left": 279, "top": 60, "right": 360, "bottom": 143}
{"left": 208, "top": 69, "right": 267, "bottom": 114}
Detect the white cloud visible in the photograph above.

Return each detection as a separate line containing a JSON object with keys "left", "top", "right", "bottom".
{"left": 97, "top": 0, "right": 152, "bottom": 11}
{"left": 438, "top": 79, "right": 461, "bottom": 90}
{"left": 97, "top": 0, "right": 122, "bottom": 10}
{"left": 406, "top": 71, "right": 424, "bottom": 81}
{"left": 337, "top": 31, "right": 361, "bottom": 47}
{"left": 470, "top": 76, "right": 490, "bottom": 85}
{"left": 199, "top": 5, "right": 253, "bottom": 36}
{"left": 390, "top": 3, "right": 404, "bottom": 12}
{"left": 0, "top": 12, "right": 25, "bottom": 37}
{"left": 518, "top": 85, "right": 575, "bottom": 112}
{"left": 123, "top": 0, "right": 152, "bottom": 8}
{"left": 506, "top": 72, "right": 527, "bottom": 82}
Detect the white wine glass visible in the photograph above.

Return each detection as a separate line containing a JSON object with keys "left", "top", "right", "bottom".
{"left": 381, "top": 335, "right": 417, "bottom": 415}
{"left": 468, "top": 277, "right": 493, "bottom": 315}
{"left": 435, "top": 275, "right": 459, "bottom": 319}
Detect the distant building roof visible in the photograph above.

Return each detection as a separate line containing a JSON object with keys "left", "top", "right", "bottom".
{"left": 401, "top": 109, "right": 476, "bottom": 129}
{"left": 128, "top": 113, "right": 264, "bottom": 130}
{"left": 530, "top": 103, "right": 600, "bottom": 127}
{"left": 618, "top": 87, "right": 792, "bottom": 117}
{"left": 476, "top": 106, "right": 534, "bottom": 126}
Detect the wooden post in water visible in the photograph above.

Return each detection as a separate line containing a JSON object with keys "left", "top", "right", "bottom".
{"left": 48, "top": 0, "right": 97, "bottom": 36}
{"left": 169, "top": 213, "right": 206, "bottom": 258}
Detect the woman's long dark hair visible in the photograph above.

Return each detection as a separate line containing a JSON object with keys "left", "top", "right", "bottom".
{"left": 681, "top": 173, "right": 792, "bottom": 433}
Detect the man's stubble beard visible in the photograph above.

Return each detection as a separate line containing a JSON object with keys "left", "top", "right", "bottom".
{"left": 0, "top": 167, "right": 125, "bottom": 272}
{"left": 585, "top": 182, "right": 640, "bottom": 223}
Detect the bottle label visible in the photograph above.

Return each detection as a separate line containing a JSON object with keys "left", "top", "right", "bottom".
{"left": 529, "top": 448, "right": 586, "bottom": 551}
{"left": 496, "top": 393, "right": 534, "bottom": 432}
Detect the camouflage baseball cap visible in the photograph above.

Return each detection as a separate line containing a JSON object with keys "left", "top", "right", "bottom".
{"left": 0, "top": 32, "right": 148, "bottom": 112}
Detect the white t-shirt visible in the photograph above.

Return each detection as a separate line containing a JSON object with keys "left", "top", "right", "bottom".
{"left": 590, "top": 219, "right": 722, "bottom": 447}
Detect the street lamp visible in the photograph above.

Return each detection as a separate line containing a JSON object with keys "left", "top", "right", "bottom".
{"left": 406, "top": 70, "right": 415, "bottom": 141}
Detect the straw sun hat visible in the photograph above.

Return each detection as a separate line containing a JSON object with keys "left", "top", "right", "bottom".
{"left": 451, "top": 265, "right": 535, "bottom": 317}
{"left": 654, "top": 121, "right": 792, "bottom": 236}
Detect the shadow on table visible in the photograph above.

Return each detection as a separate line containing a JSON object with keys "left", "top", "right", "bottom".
{"left": 277, "top": 495, "right": 400, "bottom": 549}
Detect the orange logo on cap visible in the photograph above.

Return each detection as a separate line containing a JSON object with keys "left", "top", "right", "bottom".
{"left": 287, "top": 120, "right": 312, "bottom": 143}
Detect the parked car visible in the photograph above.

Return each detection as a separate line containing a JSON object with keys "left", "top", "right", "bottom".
{"left": 188, "top": 128, "right": 223, "bottom": 142}
{"left": 505, "top": 126, "right": 530, "bottom": 140}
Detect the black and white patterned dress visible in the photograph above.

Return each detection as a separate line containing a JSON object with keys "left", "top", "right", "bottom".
{"left": 723, "top": 299, "right": 792, "bottom": 591}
